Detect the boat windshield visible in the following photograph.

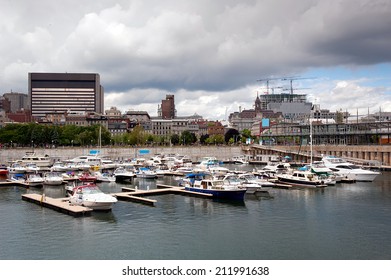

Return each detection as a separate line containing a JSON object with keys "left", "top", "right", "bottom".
{"left": 242, "top": 174, "right": 257, "bottom": 180}
{"left": 78, "top": 186, "right": 101, "bottom": 194}
{"left": 336, "top": 165, "right": 357, "bottom": 170}
{"left": 224, "top": 176, "right": 241, "bottom": 184}
{"left": 212, "top": 180, "right": 224, "bottom": 187}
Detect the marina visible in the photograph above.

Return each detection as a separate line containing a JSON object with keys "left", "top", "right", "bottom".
{"left": 0, "top": 150, "right": 390, "bottom": 260}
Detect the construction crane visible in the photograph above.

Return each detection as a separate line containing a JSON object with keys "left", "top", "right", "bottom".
{"left": 282, "top": 87, "right": 310, "bottom": 94}
{"left": 257, "top": 76, "right": 296, "bottom": 94}
{"left": 270, "top": 86, "right": 283, "bottom": 94}
{"left": 281, "top": 77, "right": 316, "bottom": 94}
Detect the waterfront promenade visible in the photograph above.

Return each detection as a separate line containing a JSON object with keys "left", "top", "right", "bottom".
{"left": 247, "top": 144, "right": 391, "bottom": 167}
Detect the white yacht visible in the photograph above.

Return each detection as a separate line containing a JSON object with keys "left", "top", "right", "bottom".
{"left": 321, "top": 155, "right": 380, "bottom": 182}
{"left": 43, "top": 172, "right": 64, "bottom": 185}
{"left": 68, "top": 182, "right": 117, "bottom": 211}
{"left": 26, "top": 173, "right": 44, "bottom": 187}
{"left": 18, "top": 152, "right": 52, "bottom": 167}
{"left": 277, "top": 170, "right": 327, "bottom": 188}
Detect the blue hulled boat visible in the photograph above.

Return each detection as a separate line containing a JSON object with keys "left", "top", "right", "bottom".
{"left": 183, "top": 173, "right": 247, "bottom": 201}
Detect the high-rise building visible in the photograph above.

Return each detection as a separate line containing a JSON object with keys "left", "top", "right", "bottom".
{"left": 158, "top": 94, "right": 176, "bottom": 119}
{"left": 28, "top": 73, "right": 104, "bottom": 120}
{"left": 3, "top": 92, "right": 28, "bottom": 113}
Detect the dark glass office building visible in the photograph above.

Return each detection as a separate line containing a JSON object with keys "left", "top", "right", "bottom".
{"left": 28, "top": 73, "right": 104, "bottom": 120}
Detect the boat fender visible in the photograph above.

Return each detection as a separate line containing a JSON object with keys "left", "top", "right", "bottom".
{"left": 321, "top": 181, "right": 324, "bottom": 185}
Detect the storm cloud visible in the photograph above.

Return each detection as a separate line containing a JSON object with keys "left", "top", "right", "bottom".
{"left": 1, "top": 0, "right": 390, "bottom": 119}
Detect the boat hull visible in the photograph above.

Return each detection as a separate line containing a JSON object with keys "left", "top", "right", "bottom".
{"left": 185, "top": 186, "right": 246, "bottom": 200}
{"left": 114, "top": 175, "right": 134, "bottom": 182}
{"left": 277, "top": 176, "right": 327, "bottom": 188}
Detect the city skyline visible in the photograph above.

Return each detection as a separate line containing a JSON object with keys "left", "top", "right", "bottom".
{"left": 1, "top": 0, "right": 390, "bottom": 120}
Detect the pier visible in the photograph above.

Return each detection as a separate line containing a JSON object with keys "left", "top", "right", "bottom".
{"left": 0, "top": 180, "right": 29, "bottom": 188}
{"left": 22, "top": 193, "right": 93, "bottom": 217}
{"left": 22, "top": 185, "right": 214, "bottom": 217}
{"left": 112, "top": 184, "right": 213, "bottom": 206}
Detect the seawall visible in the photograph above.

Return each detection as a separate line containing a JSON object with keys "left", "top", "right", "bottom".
{"left": 0, "top": 146, "right": 243, "bottom": 163}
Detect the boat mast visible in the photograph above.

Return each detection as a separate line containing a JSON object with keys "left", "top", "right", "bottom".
{"left": 310, "top": 107, "right": 313, "bottom": 166}
{"left": 99, "top": 126, "right": 102, "bottom": 151}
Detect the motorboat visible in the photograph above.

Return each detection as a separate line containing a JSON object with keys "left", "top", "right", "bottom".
{"left": 276, "top": 170, "right": 327, "bottom": 188}
{"left": 321, "top": 155, "right": 380, "bottom": 182}
{"left": 93, "top": 171, "right": 116, "bottom": 182}
{"left": 0, "top": 164, "right": 9, "bottom": 175}
{"left": 24, "top": 163, "right": 40, "bottom": 173}
{"left": 100, "top": 158, "right": 118, "bottom": 169}
{"left": 237, "top": 173, "right": 276, "bottom": 192}
{"left": 113, "top": 166, "right": 136, "bottom": 182}
{"left": 8, "top": 163, "right": 26, "bottom": 174}
{"left": 26, "top": 173, "right": 44, "bottom": 187}
{"left": 10, "top": 173, "right": 26, "bottom": 183}
{"left": 207, "top": 165, "right": 230, "bottom": 176}
{"left": 18, "top": 152, "right": 52, "bottom": 167}
{"left": 297, "top": 162, "right": 338, "bottom": 185}
{"left": 262, "top": 161, "right": 291, "bottom": 174}
{"left": 78, "top": 171, "right": 97, "bottom": 182}
{"left": 172, "top": 165, "right": 194, "bottom": 176}
{"left": 43, "top": 172, "right": 64, "bottom": 185}
{"left": 183, "top": 173, "right": 247, "bottom": 201}
{"left": 51, "top": 162, "right": 71, "bottom": 172}
{"left": 136, "top": 167, "right": 158, "bottom": 179}
{"left": 196, "top": 157, "right": 221, "bottom": 170}
{"left": 231, "top": 155, "right": 249, "bottom": 164}
{"left": 68, "top": 182, "right": 117, "bottom": 211}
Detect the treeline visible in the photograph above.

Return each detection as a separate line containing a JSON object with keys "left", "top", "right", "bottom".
{"left": 0, "top": 123, "right": 246, "bottom": 147}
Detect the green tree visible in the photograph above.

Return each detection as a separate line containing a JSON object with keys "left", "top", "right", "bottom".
{"left": 170, "top": 134, "right": 180, "bottom": 145}
{"left": 225, "top": 128, "right": 240, "bottom": 144}
{"left": 180, "top": 130, "right": 197, "bottom": 145}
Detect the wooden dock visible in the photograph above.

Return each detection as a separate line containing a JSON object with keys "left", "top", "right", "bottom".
{"left": 0, "top": 180, "right": 30, "bottom": 188}
{"left": 112, "top": 184, "right": 213, "bottom": 206}
{"left": 22, "top": 193, "right": 93, "bottom": 217}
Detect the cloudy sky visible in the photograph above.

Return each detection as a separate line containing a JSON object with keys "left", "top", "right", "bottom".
{"left": 1, "top": 0, "right": 391, "bottom": 120}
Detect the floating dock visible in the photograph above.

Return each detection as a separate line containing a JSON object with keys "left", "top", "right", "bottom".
{"left": 22, "top": 193, "right": 93, "bottom": 217}
{"left": 111, "top": 184, "right": 213, "bottom": 206}
{"left": 0, "top": 180, "right": 30, "bottom": 188}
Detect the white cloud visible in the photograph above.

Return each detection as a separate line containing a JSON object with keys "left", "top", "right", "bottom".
{"left": 0, "top": 0, "right": 390, "bottom": 119}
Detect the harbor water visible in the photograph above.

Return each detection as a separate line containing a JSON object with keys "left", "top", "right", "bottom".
{"left": 0, "top": 164, "right": 390, "bottom": 260}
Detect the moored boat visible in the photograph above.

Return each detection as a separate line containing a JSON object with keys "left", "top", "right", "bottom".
{"left": 78, "top": 171, "right": 97, "bottom": 182}
{"left": 18, "top": 152, "right": 52, "bottom": 167}
{"left": 68, "top": 182, "right": 117, "bottom": 211}
{"left": 321, "top": 155, "right": 380, "bottom": 182}
{"left": 8, "top": 163, "right": 26, "bottom": 174}
{"left": 113, "top": 166, "right": 136, "bottom": 182}
{"left": 136, "top": 167, "right": 158, "bottom": 179}
{"left": 183, "top": 173, "right": 247, "bottom": 201}
{"left": 238, "top": 172, "right": 275, "bottom": 192}
{"left": 93, "top": 171, "right": 116, "bottom": 182}
{"left": 277, "top": 170, "right": 327, "bottom": 188}
{"left": 0, "top": 164, "right": 9, "bottom": 175}
{"left": 26, "top": 173, "right": 44, "bottom": 187}
{"left": 43, "top": 172, "right": 64, "bottom": 185}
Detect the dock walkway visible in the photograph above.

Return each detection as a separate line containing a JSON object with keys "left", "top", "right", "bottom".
{"left": 111, "top": 184, "right": 213, "bottom": 206}
{"left": 22, "top": 193, "right": 93, "bottom": 217}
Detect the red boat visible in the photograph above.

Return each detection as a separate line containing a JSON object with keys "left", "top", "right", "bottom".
{"left": 78, "top": 172, "right": 97, "bottom": 182}
{"left": 0, "top": 164, "right": 9, "bottom": 175}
